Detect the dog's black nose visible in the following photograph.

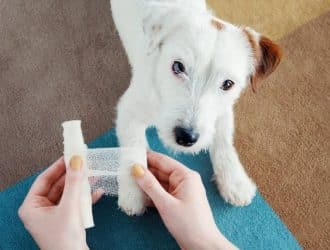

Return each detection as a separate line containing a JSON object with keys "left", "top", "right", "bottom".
{"left": 174, "top": 127, "right": 199, "bottom": 147}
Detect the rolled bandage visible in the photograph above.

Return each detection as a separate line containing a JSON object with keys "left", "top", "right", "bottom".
{"left": 62, "top": 120, "right": 147, "bottom": 228}
{"left": 62, "top": 120, "right": 94, "bottom": 229}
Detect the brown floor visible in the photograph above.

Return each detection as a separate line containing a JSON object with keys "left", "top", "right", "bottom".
{"left": 234, "top": 12, "right": 330, "bottom": 249}
{"left": 0, "top": 1, "right": 329, "bottom": 249}
{"left": 207, "top": 0, "right": 330, "bottom": 39}
{"left": 0, "top": 0, "right": 129, "bottom": 186}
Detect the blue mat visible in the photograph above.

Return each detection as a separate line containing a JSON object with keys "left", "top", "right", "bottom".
{"left": 0, "top": 128, "right": 300, "bottom": 250}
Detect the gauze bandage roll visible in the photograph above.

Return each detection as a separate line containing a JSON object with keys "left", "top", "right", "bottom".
{"left": 62, "top": 120, "right": 94, "bottom": 229}
{"left": 87, "top": 147, "right": 146, "bottom": 196}
{"left": 62, "top": 120, "right": 147, "bottom": 229}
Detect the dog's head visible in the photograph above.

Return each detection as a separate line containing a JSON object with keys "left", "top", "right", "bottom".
{"left": 143, "top": 4, "right": 282, "bottom": 153}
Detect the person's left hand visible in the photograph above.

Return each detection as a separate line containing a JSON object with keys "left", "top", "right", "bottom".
{"left": 18, "top": 157, "right": 104, "bottom": 250}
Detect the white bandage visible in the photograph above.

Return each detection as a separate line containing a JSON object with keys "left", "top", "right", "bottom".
{"left": 62, "top": 120, "right": 147, "bottom": 228}
{"left": 87, "top": 147, "right": 146, "bottom": 196}
{"left": 62, "top": 120, "right": 94, "bottom": 229}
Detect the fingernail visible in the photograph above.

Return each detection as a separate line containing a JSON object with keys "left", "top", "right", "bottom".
{"left": 70, "top": 155, "right": 83, "bottom": 171}
{"left": 131, "top": 164, "right": 145, "bottom": 178}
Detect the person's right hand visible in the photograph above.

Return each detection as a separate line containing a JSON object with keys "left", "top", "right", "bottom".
{"left": 131, "top": 151, "right": 237, "bottom": 250}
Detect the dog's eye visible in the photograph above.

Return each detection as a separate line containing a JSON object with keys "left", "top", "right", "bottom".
{"left": 221, "top": 80, "right": 235, "bottom": 91}
{"left": 172, "top": 61, "right": 185, "bottom": 75}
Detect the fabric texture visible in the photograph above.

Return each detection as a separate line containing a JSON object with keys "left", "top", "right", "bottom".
{"left": 0, "top": 128, "right": 300, "bottom": 250}
{"left": 88, "top": 147, "right": 147, "bottom": 196}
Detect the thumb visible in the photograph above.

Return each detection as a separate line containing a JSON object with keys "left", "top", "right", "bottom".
{"left": 60, "top": 155, "right": 84, "bottom": 208}
{"left": 131, "top": 164, "right": 176, "bottom": 209}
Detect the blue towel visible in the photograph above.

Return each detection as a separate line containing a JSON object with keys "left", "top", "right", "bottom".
{"left": 0, "top": 128, "right": 300, "bottom": 250}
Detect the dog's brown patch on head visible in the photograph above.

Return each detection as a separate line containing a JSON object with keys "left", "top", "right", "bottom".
{"left": 211, "top": 19, "right": 224, "bottom": 30}
{"left": 244, "top": 28, "right": 283, "bottom": 92}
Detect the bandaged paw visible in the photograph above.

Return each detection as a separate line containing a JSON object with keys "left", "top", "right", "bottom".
{"left": 118, "top": 183, "right": 147, "bottom": 216}
{"left": 62, "top": 120, "right": 147, "bottom": 227}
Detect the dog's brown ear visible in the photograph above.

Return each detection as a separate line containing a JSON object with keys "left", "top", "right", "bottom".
{"left": 244, "top": 29, "right": 283, "bottom": 92}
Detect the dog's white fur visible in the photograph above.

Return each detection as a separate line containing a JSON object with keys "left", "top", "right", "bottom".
{"left": 111, "top": 0, "right": 281, "bottom": 215}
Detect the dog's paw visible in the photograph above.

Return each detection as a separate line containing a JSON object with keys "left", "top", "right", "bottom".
{"left": 215, "top": 174, "right": 257, "bottom": 207}
{"left": 118, "top": 188, "right": 147, "bottom": 216}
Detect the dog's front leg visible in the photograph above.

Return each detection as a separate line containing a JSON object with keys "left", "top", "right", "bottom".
{"left": 116, "top": 89, "right": 149, "bottom": 215}
{"left": 210, "top": 110, "right": 257, "bottom": 206}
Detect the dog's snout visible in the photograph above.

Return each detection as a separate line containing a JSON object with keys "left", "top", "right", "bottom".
{"left": 174, "top": 127, "right": 199, "bottom": 147}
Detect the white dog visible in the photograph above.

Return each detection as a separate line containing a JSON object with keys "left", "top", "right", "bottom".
{"left": 111, "top": 0, "right": 282, "bottom": 215}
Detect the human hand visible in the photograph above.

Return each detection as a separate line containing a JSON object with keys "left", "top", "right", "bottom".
{"left": 18, "top": 157, "right": 104, "bottom": 250}
{"left": 131, "top": 151, "right": 237, "bottom": 250}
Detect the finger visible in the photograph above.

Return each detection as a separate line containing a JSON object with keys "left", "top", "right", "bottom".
{"left": 147, "top": 151, "right": 189, "bottom": 175}
{"left": 60, "top": 155, "right": 84, "bottom": 208}
{"left": 159, "top": 181, "right": 169, "bottom": 192}
{"left": 146, "top": 198, "right": 155, "bottom": 207}
{"left": 28, "top": 157, "right": 66, "bottom": 197}
{"left": 92, "top": 189, "right": 104, "bottom": 204}
{"left": 149, "top": 167, "right": 169, "bottom": 182}
{"left": 47, "top": 174, "right": 66, "bottom": 204}
{"left": 145, "top": 178, "right": 169, "bottom": 195}
{"left": 131, "top": 164, "right": 176, "bottom": 209}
